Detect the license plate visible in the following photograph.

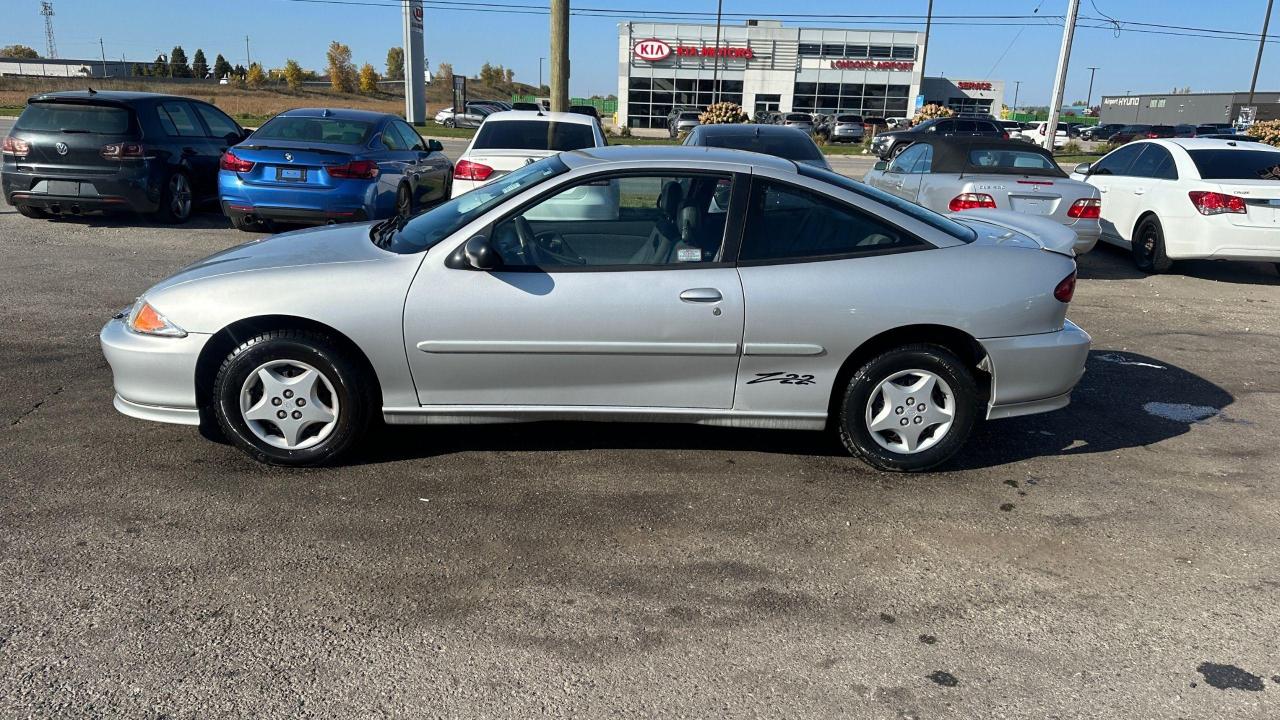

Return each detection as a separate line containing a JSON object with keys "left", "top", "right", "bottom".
{"left": 1012, "top": 196, "right": 1051, "bottom": 215}
{"left": 276, "top": 167, "right": 305, "bottom": 181}
{"left": 47, "top": 180, "right": 80, "bottom": 196}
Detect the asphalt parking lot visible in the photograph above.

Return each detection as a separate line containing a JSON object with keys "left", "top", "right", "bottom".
{"left": 3, "top": 168, "right": 1280, "bottom": 718}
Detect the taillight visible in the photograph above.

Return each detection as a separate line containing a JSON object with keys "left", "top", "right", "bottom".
{"left": 219, "top": 151, "right": 255, "bottom": 172}
{"left": 1145, "top": 131, "right": 1158, "bottom": 138}
{"left": 326, "top": 159, "right": 379, "bottom": 180}
{"left": 1001, "top": 131, "right": 1010, "bottom": 139}
{"left": 948, "top": 193, "right": 997, "bottom": 211}
{"left": 1067, "top": 198, "right": 1102, "bottom": 219}
{"left": 100, "top": 142, "right": 146, "bottom": 160}
{"left": 1188, "top": 190, "right": 1246, "bottom": 215}
{"left": 1054, "top": 271, "right": 1077, "bottom": 303}
{"left": 1, "top": 135, "right": 30, "bottom": 157}
{"left": 454, "top": 159, "right": 494, "bottom": 181}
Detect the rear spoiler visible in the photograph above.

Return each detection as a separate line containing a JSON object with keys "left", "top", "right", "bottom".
{"left": 955, "top": 209, "right": 1077, "bottom": 257}
{"left": 235, "top": 144, "right": 350, "bottom": 155}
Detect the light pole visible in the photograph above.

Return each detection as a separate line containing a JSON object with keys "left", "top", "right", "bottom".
{"left": 1248, "top": 0, "right": 1274, "bottom": 107}
{"left": 539, "top": 57, "right": 545, "bottom": 92}
{"left": 1012, "top": 80, "right": 1021, "bottom": 115}
{"left": 711, "top": 0, "right": 723, "bottom": 104}
{"left": 1085, "top": 66, "right": 1098, "bottom": 110}
{"left": 1042, "top": 0, "right": 1080, "bottom": 150}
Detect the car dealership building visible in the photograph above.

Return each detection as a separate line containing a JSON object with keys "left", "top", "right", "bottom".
{"left": 1098, "top": 91, "right": 1280, "bottom": 126}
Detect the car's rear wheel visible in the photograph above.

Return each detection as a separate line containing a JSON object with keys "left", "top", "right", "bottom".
{"left": 152, "top": 170, "right": 193, "bottom": 224}
{"left": 212, "top": 329, "right": 371, "bottom": 466}
{"left": 15, "top": 204, "right": 47, "bottom": 219}
{"left": 1132, "top": 216, "right": 1172, "bottom": 274}
{"left": 442, "top": 118, "right": 456, "bottom": 128}
{"left": 838, "top": 344, "right": 979, "bottom": 472}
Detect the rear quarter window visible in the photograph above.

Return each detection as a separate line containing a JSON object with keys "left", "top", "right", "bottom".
{"left": 16, "top": 102, "right": 131, "bottom": 134}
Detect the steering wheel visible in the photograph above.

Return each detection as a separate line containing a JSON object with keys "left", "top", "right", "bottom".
{"left": 513, "top": 216, "right": 587, "bottom": 266}
{"left": 513, "top": 216, "right": 542, "bottom": 265}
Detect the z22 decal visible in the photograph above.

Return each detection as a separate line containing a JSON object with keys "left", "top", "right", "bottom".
{"left": 747, "top": 372, "right": 816, "bottom": 386}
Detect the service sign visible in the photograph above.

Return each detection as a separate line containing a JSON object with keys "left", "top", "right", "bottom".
{"left": 633, "top": 39, "right": 672, "bottom": 62}
{"left": 957, "top": 81, "right": 992, "bottom": 91}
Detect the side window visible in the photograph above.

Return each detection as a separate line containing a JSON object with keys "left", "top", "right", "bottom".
{"left": 489, "top": 173, "right": 732, "bottom": 269}
{"left": 739, "top": 180, "right": 926, "bottom": 263}
{"left": 193, "top": 103, "right": 240, "bottom": 139}
{"left": 933, "top": 120, "right": 954, "bottom": 133}
{"left": 380, "top": 124, "right": 406, "bottom": 151}
{"left": 955, "top": 120, "right": 977, "bottom": 132}
{"left": 1128, "top": 145, "right": 1178, "bottom": 180}
{"left": 912, "top": 144, "right": 933, "bottom": 173}
{"left": 395, "top": 121, "right": 424, "bottom": 151}
{"left": 155, "top": 101, "right": 203, "bottom": 138}
{"left": 888, "top": 143, "right": 924, "bottom": 173}
{"left": 1090, "top": 143, "right": 1145, "bottom": 176}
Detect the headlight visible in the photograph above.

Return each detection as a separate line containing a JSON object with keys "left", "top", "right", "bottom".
{"left": 126, "top": 300, "right": 187, "bottom": 337}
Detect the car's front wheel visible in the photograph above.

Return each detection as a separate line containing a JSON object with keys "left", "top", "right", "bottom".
{"left": 212, "top": 330, "right": 372, "bottom": 466}
{"left": 442, "top": 118, "right": 456, "bottom": 128}
{"left": 838, "top": 344, "right": 979, "bottom": 472}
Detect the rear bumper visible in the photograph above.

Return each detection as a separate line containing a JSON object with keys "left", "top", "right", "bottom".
{"left": 221, "top": 200, "right": 368, "bottom": 225}
{"left": 218, "top": 171, "right": 378, "bottom": 224}
{"left": 451, "top": 177, "right": 496, "bottom": 197}
{"left": 981, "top": 319, "right": 1091, "bottom": 420}
{"left": 1069, "top": 222, "right": 1101, "bottom": 254}
{"left": 100, "top": 316, "right": 208, "bottom": 424}
{"left": 2, "top": 166, "right": 159, "bottom": 213}
{"left": 1163, "top": 219, "right": 1280, "bottom": 262}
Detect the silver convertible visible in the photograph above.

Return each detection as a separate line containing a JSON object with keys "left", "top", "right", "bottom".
{"left": 863, "top": 137, "right": 1102, "bottom": 255}
{"left": 101, "top": 146, "right": 1091, "bottom": 472}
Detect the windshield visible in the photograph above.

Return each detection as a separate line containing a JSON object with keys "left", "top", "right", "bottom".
{"left": 785, "top": 114, "right": 811, "bottom": 122}
{"left": 384, "top": 156, "right": 569, "bottom": 254}
{"left": 252, "top": 116, "right": 373, "bottom": 145}
{"left": 836, "top": 115, "right": 862, "bottom": 123}
{"left": 17, "top": 102, "right": 131, "bottom": 134}
{"left": 1187, "top": 148, "right": 1280, "bottom": 180}
{"left": 678, "top": 112, "right": 701, "bottom": 120}
{"left": 472, "top": 120, "right": 596, "bottom": 151}
{"left": 702, "top": 131, "right": 824, "bottom": 162}
{"left": 797, "top": 164, "right": 977, "bottom": 244}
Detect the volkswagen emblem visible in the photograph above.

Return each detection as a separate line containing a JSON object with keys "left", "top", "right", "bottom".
{"left": 55, "top": 142, "right": 69, "bottom": 155}
{"left": 284, "top": 152, "right": 293, "bottom": 162}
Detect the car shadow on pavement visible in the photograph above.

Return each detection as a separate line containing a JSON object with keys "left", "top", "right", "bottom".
{"left": 1080, "top": 243, "right": 1280, "bottom": 285}
{"left": 950, "top": 349, "right": 1234, "bottom": 471}
{"left": 0, "top": 205, "right": 233, "bottom": 231}
{"left": 349, "top": 350, "right": 1228, "bottom": 471}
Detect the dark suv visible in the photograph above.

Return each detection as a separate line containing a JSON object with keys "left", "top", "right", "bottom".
{"left": 2, "top": 90, "right": 248, "bottom": 223}
{"left": 870, "top": 117, "right": 1006, "bottom": 159}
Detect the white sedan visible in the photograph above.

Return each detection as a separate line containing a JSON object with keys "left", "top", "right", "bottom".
{"left": 1070, "top": 138, "right": 1280, "bottom": 273}
{"left": 451, "top": 111, "right": 607, "bottom": 197}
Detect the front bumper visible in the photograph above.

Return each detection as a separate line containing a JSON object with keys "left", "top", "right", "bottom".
{"left": 3, "top": 166, "right": 160, "bottom": 214}
{"left": 100, "top": 316, "right": 209, "bottom": 426}
{"left": 981, "top": 319, "right": 1091, "bottom": 420}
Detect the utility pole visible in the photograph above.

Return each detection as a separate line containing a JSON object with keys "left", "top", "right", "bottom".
{"left": 539, "top": 57, "right": 545, "bottom": 92}
{"left": 99, "top": 38, "right": 108, "bottom": 78}
{"left": 1012, "top": 81, "right": 1021, "bottom": 114}
{"left": 711, "top": 0, "right": 724, "bottom": 104}
{"left": 1043, "top": 0, "right": 1080, "bottom": 151}
{"left": 549, "top": 0, "right": 569, "bottom": 111}
{"left": 244, "top": 35, "right": 251, "bottom": 69}
{"left": 919, "top": 0, "right": 934, "bottom": 79}
{"left": 1085, "top": 66, "right": 1098, "bottom": 109}
{"left": 1248, "top": 0, "right": 1274, "bottom": 106}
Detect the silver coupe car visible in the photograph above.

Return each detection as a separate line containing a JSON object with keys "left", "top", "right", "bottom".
{"left": 101, "top": 146, "right": 1090, "bottom": 472}
{"left": 863, "top": 137, "right": 1102, "bottom": 255}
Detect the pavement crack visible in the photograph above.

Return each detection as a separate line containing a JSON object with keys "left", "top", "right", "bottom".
{"left": 8, "top": 386, "right": 63, "bottom": 427}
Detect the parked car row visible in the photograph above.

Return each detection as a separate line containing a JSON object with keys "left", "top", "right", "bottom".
{"left": 3, "top": 90, "right": 456, "bottom": 229}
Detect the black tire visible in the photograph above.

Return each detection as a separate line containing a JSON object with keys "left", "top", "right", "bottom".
{"left": 396, "top": 184, "right": 413, "bottom": 219}
{"left": 15, "top": 204, "right": 48, "bottom": 219}
{"left": 151, "top": 170, "right": 193, "bottom": 224}
{"left": 442, "top": 118, "right": 456, "bottom": 129}
{"left": 212, "top": 329, "right": 372, "bottom": 466}
{"left": 1132, "top": 215, "right": 1173, "bottom": 274}
{"left": 838, "top": 344, "right": 980, "bottom": 472}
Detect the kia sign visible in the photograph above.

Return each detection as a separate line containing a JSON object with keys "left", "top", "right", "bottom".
{"left": 633, "top": 39, "right": 672, "bottom": 62}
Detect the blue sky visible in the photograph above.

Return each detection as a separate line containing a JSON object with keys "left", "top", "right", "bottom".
{"left": 4, "top": 0, "right": 1277, "bottom": 104}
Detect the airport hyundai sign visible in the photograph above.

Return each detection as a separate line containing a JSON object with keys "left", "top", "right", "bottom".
{"left": 633, "top": 39, "right": 672, "bottom": 62}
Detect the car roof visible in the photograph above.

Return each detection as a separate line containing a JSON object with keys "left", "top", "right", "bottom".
{"left": 563, "top": 144, "right": 798, "bottom": 173}
{"left": 277, "top": 107, "right": 392, "bottom": 122}
{"left": 29, "top": 89, "right": 190, "bottom": 103}
{"left": 693, "top": 123, "right": 811, "bottom": 139}
{"left": 479, "top": 110, "right": 597, "bottom": 125}
{"left": 1146, "top": 138, "right": 1278, "bottom": 151}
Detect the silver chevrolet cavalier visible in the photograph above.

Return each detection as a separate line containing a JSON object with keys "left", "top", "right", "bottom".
{"left": 101, "top": 146, "right": 1090, "bottom": 472}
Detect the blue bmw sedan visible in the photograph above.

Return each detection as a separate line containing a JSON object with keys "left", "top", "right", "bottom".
{"left": 217, "top": 108, "right": 453, "bottom": 230}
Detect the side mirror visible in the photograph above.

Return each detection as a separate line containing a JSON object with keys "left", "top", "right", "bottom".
{"left": 427, "top": 139, "right": 444, "bottom": 152}
{"left": 874, "top": 160, "right": 889, "bottom": 171}
{"left": 448, "top": 235, "right": 502, "bottom": 270}
{"left": 1073, "top": 162, "right": 1092, "bottom": 175}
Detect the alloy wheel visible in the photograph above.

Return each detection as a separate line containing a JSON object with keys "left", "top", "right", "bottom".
{"left": 863, "top": 369, "right": 955, "bottom": 455}
{"left": 170, "top": 173, "right": 192, "bottom": 220}
{"left": 238, "top": 359, "right": 340, "bottom": 450}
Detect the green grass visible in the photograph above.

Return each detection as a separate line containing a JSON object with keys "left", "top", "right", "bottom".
{"left": 410, "top": 123, "right": 478, "bottom": 139}
{"left": 0, "top": 106, "right": 22, "bottom": 117}
{"left": 1054, "top": 153, "right": 1104, "bottom": 164}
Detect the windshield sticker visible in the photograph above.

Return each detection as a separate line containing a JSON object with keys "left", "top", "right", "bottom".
{"left": 1260, "top": 164, "right": 1280, "bottom": 181}
{"left": 677, "top": 248, "right": 702, "bottom": 262}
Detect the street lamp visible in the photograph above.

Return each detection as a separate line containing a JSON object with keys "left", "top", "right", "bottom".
{"left": 539, "top": 57, "right": 545, "bottom": 93}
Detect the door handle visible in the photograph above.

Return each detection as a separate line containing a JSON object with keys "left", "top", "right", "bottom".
{"left": 679, "top": 288, "right": 722, "bottom": 303}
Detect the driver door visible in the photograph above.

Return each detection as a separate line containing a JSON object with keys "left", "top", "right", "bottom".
{"left": 402, "top": 170, "right": 746, "bottom": 409}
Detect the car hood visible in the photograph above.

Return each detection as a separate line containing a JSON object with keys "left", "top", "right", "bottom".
{"left": 147, "top": 222, "right": 390, "bottom": 294}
